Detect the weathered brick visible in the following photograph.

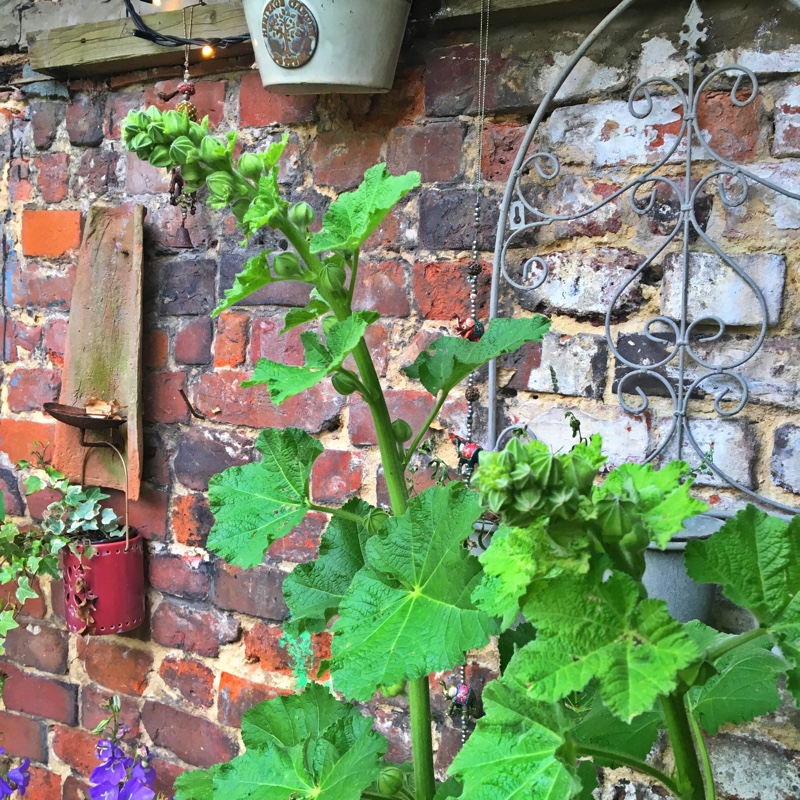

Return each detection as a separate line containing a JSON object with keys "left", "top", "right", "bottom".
{"left": 249, "top": 315, "right": 305, "bottom": 366}
{"left": 243, "top": 623, "right": 292, "bottom": 672}
{"left": 159, "top": 259, "right": 216, "bottom": 316}
{"left": 143, "top": 370, "right": 190, "bottom": 424}
{"left": 81, "top": 684, "right": 141, "bottom": 737}
{"left": 353, "top": 260, "right": 410, "bottom": 317}
{"left": 174, "top": 317, "right": 213, "bottom": 365}
{"left": 3, "top": 317, "right": 43, "bottom": 362}
{"left": 174, "top": 427, "right": 254, "bottom": 491}
{"left": 239, "top": 72, "right": 316, "bottom": 126}
{"left": 311, "top": 131, "right": 384, "bottom": 189}
{"left": 143, "top": 700, "right": 238, "bottom": 768}
{"left": 53, "top": 724, "right": 104, "bottom": 776}
{"left": 125, "top": 151, "right": 170, "bottom": 194}
{"left": 151, "top": 597, "right": 240, "bottom": 657}
{"left": 21, "top": 210, "right": 82, "bottom": 258}
{"left": 0, "top": 711, "right": 47, "bottom": 762}
{"left": 4, "top": 622, "right": 68, "bottom": 673}
{"left": 349, "top": 390, "right": 433, "bottom": 447}
{"left": 105, "top": 92, "right": 142, "bottom": 138}
{"left": 159, "top": 655, "right": 215, "bottom": 709}
{"left": 76, "top": 147, "right": 119, "bottom": 196}
{"left": 0, "top": 467, "right": 24, "bottom": 516}
{"left": 143, "top": 429, "right": 172, "bottom": 488}
{"left": 143, "top": 328, "right": 169, "bottom": 369}
{"left": 773, "top": 83, "right": 800, "bottom": 157}
{"left": 30, "top": 99, "right": 64, "bottom": 150}
{"left": 194, "top": 371, "right": 343, "bottom": 432}
{"left": 63, "top": 776, "right": 91, "bottom": 800}
{"left": 7, "top": 368, "right": 60, "bottom": 413}
{"left": 411, "top": 259, "right": 491, "bottom": 321}
{"left": 212, "top": 560, "right": 288, "bottom": 620}
{"left": 0, "top": 663, "right": 77, "bottom": 724}
{"left": 425, "top": 43, "right": 492, "bottom": 117}
{"left": 543, "top": 177, "right": 623, "bottom": 241}
{"left": 481, "top": 122, "right": 527, "bottom": 183}
{"left": 310, "top": 449, "right": 365, "bottom": 505}
{"left": 43, "top": 318, "right": 67, "bottom": 367}
{"left": 219, "top": 247, "right": 311, "bottom": 308}
{"left": 171, "top": 493, "right": 214, "bottom": 547}
{"left": 145, "top": 80, "right": 227, "bottom": 128}
{"left": 13, "top": 263, "right": 75, "bottom": 310}
{"left": 25, "top": 765, "right": 62, "bottom": 800}
{"left": 33, "top": 152, "right": 70, "bottom": 202}
{"left": 386, "top": 122, "right": 464, "bottom": 183}
{"left": 696, "top": 90, "right": 762, "bottom": 163}
{"left": 218, "top": 672, "right": 291, "bottom": 727}
{"left": 0, "top": 577, "right": 46, "bottom": 620}
{"left": 772, "top": 423, "right": 800, "bottom": 494}
{"left": 0, "top": 419, "right": 54, "bottom": 465}
{"left": 214, "top": 311, "right": 249, "bottom": 368}
{"left": 77, "top": 638, "right": 153, "bottom": 696}
{"left": 418, "top": 188, "right": 499, "bottom": 251}
{"left": 65, "top": 96, "right": 104, "bottom": 146}
{"left": 8, "top": 158, "right": 32, "bottom": 202}
{"left": 150, "top": 757, "right": 186, "bottom": 798}
{"left": 662, "top": 252, "right": 785, "bottom": 327}
{"left": 149, "top": 553, "right": 211, "bottom": 601}
{"left": 266, "top": 510, "right": 325, "bottom": 564}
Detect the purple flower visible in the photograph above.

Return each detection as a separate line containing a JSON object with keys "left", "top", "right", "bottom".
{"left": 119, "top": 779, "right": 155, "bottom": 800}
{"left": 130, "top": 761, "right": 156, "bottom": 786}
{"left": 89, "top": 783, "right": 121, "bottom": 800}
{"left": 0, "top": 776, "right": 14, "bottom": 799}
{"left": 8, "top": 758, "right": 30, "bottom": 796}
{"left": 96, "top": 740, "right": 114, "bottom": 761}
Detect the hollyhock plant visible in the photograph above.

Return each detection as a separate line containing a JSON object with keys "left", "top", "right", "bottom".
{"left": 0, "top": 747, "right": 30, "bottom": 797}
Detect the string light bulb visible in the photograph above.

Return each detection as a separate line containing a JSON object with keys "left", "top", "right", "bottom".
{"left": 201, "top": 44, "right": 215, "bottom": 58}
{"left": 138, "top": 0, "right": 162, "bottom": 5}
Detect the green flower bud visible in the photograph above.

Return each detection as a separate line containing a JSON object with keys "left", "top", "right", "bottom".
{"left": 144, "top": 105, "right": 162, "bottom": 121}
{"left": 187, "top": 120, "right": 206, "bottom": 146}
{"left": 272, "top": 252, "right": 302, "bottom": 278}
{"left": 179, "top": 162, "right": 207, "bottom": 184}
{"left": 331, "top": 370, "right": 360, "bottom": 396}
{"left": 237, "top": 152, "right": 264, "bottom": 181}
{"left": 392, "top": 419, "right": 414, "bottom": 443}
{"left": 129, "top": 132, "right": 154, "bottom": 155}
{"left": 288, "top": 202, "right": 316, "bottom": 228}
{"left": 318, "top": 262, "right": 347, "bottom": 296}
{"left": 377, "top": 766, "right": 405, "bottom": 796}
{"left": 199, "top": 135, "right": 230, "bottom": 169}
{"left": 149, "top": 145, "right": 172, "bottom": 168}
{"left": 364, "top": 507, "right": 389, "bottom": 534}
{"left": 169, "top": 136, "right": 199, "bottom": 166}
{"left": 206, "top": 171, "right": 236, "bottom": 203}
{"left": 162, "top": 109, "right": 190, "bottom": 139}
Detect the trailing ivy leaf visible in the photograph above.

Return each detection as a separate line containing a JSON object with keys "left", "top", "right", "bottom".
{"left": 330, "top": 484, "right": 495, "bottom": 701}
{"left": 449, "top": 678, "right": 578, "bottom": 800}
{"left": 310, "top": 164, "right": 420, "bottom": 253}
{"left": 14, "top": 575, "right": 38, "bottom": 605}
{"left": 685, "top": 621, "right": 786, "bottom": 735}
{"left": 282, "top": 292, "right": 331, "bottom": 333}
{"left": 283, "top": 499, "right": 372, "bottom": 636}
{"left": 517, "top": 572, "right": 699, "bottom": 721}
{"left": 244, "top": 312, "right": 378, "bottom": 404}
{"left": 0, "top": 610, "right": 18, "bottom": 640}
{"left": 214, "top": 251, "right": 274, "bottom": 316}
{"left": 403, "top": 317, "right": 551, "bottom": 396}
{"left": 207, "top": 428, "right": 323, "bottom": 568}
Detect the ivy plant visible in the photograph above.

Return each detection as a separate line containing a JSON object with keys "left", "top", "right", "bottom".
{"left": 122, "top": 108, "right": 798, "bottom": 800}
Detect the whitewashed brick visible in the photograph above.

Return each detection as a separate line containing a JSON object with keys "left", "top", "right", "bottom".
{"left": 523, "top": 332, "right": 608, "bottom": 399}
{"left": 773, "top": 83, "right": 800, "bottom": 158}
{"left": 772, "top": 423, "right": 800, "bottom": 494}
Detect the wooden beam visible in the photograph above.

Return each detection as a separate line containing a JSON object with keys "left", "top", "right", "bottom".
{"left": 27, "top": 2, "right": 252, "bottom": 79}
{"left": 437, "top": 0, "right": 620, "bottom": 23}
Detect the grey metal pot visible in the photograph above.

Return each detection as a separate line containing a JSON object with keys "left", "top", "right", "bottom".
{"left": 242, "top": 0, "right": 412, "bottom": 94}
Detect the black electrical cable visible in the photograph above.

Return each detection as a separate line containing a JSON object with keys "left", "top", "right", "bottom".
{"left": 122, "top": 0, "right": 251, "bottom": 49}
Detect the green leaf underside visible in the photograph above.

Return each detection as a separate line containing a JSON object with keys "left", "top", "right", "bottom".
{"left": 517, "top": 572, "right": 700, "bottom": 721}
{"left": 283, "top": 499, "right": 372, "bottom": 636}
{"left": 449, "top": 679, "right": 577, "bottom": 800}
{"left": 403, "top": 317, "right": 551, "bottom": 396}
{"left": 685, "top": 621, "right": 786, "bottom": 735}
{"left": 214, "top": 252, "right": 273, "bottom": 316}
{"left": 330, "top": 484, "right": 495, "bottom": 701}
{"left": 244, "top": 311, "right": 378, "bottom": 404}
{"left": 433, "top": 778, "right": 464, "bottom": 799}
{"left": 207, "top": 428, "right": 323, "bottom": 568}
{"left": 310, "top": 164, "right": 421, "bottom": 253}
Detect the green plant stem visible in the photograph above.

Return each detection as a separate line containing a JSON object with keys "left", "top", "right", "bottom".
{"left": 660, "top": 693, "right": 707, "bottom": 800}
{"left": 403, "top": 392, "right": 447, "bottom": 470}
{"left": 308, "top": 503, "right": 366, "bottom": 525}
{"left": 409, "top": 675, "right": 436, "bottom": 800}
{"left": 688, "top": 706, "right": 716, "bottom": 800}
{"left": 706, "top": 626, "right": 766, "bottom": 662}
{"left": 576, "top": 746, "right": 682, "bottom": 797}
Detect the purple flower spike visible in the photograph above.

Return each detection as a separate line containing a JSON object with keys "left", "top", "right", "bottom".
{"left": 131, "top": 761, "right": 156, "bottom": 785}
{"left": 96, "top": 740, "right": 114, "bottom": 761}
{"left": 89, "top": 782, "right": 120, "bottom": 800}
{"left": 0, "top": 776, "right": 15, "bottom": 799}
{"left": 119, "top": 779, "right": 156, "bottom": 800}
{"left": 8, "top": 757, "right": 30, "bottom": 796}
{"left": 90, "top": 757, "right": 127, "bottom": 786}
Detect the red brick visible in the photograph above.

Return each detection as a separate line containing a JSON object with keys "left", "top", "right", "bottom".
{"left": 174, "top": 317, "right": 213, "bottom": 365}
{"left": 76, "top": 148, "right": 119, "bottom": 196}
{"left": 143, "top": 430, "right": 172, "bottom": 488}
{"left": 212, "top": 561, "right": 288, "bottom": 620}
{"left": 21, "top": 210, "right": 82, "bottom": 257}
{"left": 244, "top": 624, "right": 329, "bottom": 674}
{"left": 349, "top": 389, "right": 434, "bottom": 446}
{"left": 0, "top": 468, "right": 24, "bottom": 516}
{"left": 144, "top": 328, "right": 169, "bottom": 369}
{"left": 30, "top": 100, "right": 64, "bottom": 150}
{"left": 7, "top": 368, "right": 60, "bottom": 413}
{"left": 0, "top": 711, "right": 47, "bottom": 762}
{"left": 353, "top": 260, "right": 410, "bottom": 317}
{"left": 366, "top": 65, "right": 425, "bottom": 127}
{"left": 697, "top": 91, "right": 762, "bottom": 163}
{"left": 482, "top": 122, "right": 527, "bottom": 183}
{"left": 214, "top": 311, "right": 249, "bottom": 368}
{"left": 143, "top": 370, "right": 190, "bottom": 424}
{"left": 150, "top": 757, "right": 186, "bottom": 798}
{"left": 194, "top": 371, "right": 343, "bottom": 432}
{"left": 143, "top": 700, "right": 238, "bottom": 768}
{"left": 171, "top": 493, "right": 214, "bottom": 547}
{"left": 51, "top": 578, "right": 65, "bottom": 621}
{"left": 149, "top": 553, "right": 210, "bottom": 600}
{"left": 266, "top": 510, "right": 324, "bottom": 563}
{"left": 239, "top": 72, "right": 316, "bottom": 126}
{"left": 103, "top": 484, "right": 169, "bottom": 542}
{"left": 52, "top": 725, "right": 97, "bottom": 776}
{"left": 386, "top": 122, "right": 464, "bottom": 183}
{"left": 4, "top": 317, "right": 43, "bottom": 362}
{"left": 105, "top": 92, "right": 142, "bottom": 139}
{"left": 34, "top": 152, "right": 70, "bottom": 203}
{"left": 0, "top": 663, "right": 77, "bottom": 724}
{"left": 411, "top": 259, "right": 492, "bottom": 320}
{"left": 363, "top": 321, "right": 389, "bottom": 377}
{"left": 81, "top": 684, "right": 141, "bottom": 737}
{"left": 311, "top": 131, "right": 385, "bottom": 189}
{"left": 62, "top": 776, "right": 91, "bottom": 800}
{"left": 4, "top": 622, "right": 68, "bottom": 673}
{"left": 218, "top": 672, "right": 291, "bottom": 727}
{"left": 8, "top": 159, "right": 32, "bottom": 202}
{"left": 125, "top": 151, "right": 170, "bottom": 194}
{"left": 145, "top": 80, "right": 226, "bottom": 128}
{"left": 249, "top": 316, "right": 305, "bottom": 366}
{"left": 14, "top": 263, "right": 76, "bottom": 311}
{"left": 25, "top": 766, "right": 62, "bottom": 800}
{"left": 0, "top": 420, "right": 54, "bottom": 467}
{"left": 0, "top": 578, "right": 47, "bottom": 619}
{"left": 65, "top": 96, "right": 104, "bottom": 146}
{"left": 363, "top": 202, "right": 411, "bottom": 251}
{"left": 310, "top": 449, "right": 365, "bottom": 505}
{"left": 159, "top": 655, "right": 215, "bottom": 709}
{"left": 77, "top": 638, "right": 153, "bottom": 696}
{"left": 151, "top": 597, "right": 239, "bottom": 657}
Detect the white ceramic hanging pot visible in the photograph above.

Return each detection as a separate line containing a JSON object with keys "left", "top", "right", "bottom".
{"left": 242, "top": 0, "right": 412, "bottom": 94}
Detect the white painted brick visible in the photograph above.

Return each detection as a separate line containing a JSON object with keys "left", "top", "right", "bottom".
{"left": 524, "top": 332, "right": 607, "bottom": 399}
{"left": 772, "top": 422, "right": 800, "bottom": 494}
{"left": 773, "top": 83, "right": 800, "bottom": 158}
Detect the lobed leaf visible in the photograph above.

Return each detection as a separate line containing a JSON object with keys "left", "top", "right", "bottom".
{"left": 214, "top": 252, "right": 273, "bottom": 316}
{"left": 282, "top": 293, "right": 331, "bottom": 333}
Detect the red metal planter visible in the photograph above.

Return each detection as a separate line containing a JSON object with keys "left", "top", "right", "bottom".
{"left": 62, "top": 531, "right": 145, "bottom": 635}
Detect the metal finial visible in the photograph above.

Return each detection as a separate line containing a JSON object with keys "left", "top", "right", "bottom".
{"left": 680, "top": 0, "right": 708, "bottom": 59}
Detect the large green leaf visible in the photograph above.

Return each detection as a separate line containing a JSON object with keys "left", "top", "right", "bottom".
{"left": 282, "top": 292, "right": 331, "bottom": 333}
{"left": 517, "top": 572, "right": 700, "bottom": 721}
{"left": 330, "top": 484, "right": 495, "bottom": 701}
{"left": 434, "top": 778, "right": 464, "bottom": 799}
{"left": 449, "top": 679, "right": 578, "bottom": 800}
{"left": 310, "top": 164, "right": 420, "bottom": 253}
{"left": 214, "top": 252, "right": 274, "bottom": 316}
{"left": 244, "top": 312, "right": 378, "bottom": 404}
{"left": 207, "top": 428, "right": 322, "bottom": 568}
{"left": 685, "top": 621, "right": 786, "bottom": 735}
{"left": 173, "top": 767, "right": 218, "bottom": 800}
{"left": 403, "top": 317, "right": 551, "bottom": 396}
{"left": 283, "top": 499, "right": 372, "bottom": 636}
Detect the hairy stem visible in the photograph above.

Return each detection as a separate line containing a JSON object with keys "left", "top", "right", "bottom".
{"left": 689, "top": 706, "right": 716, "bottom": 800}
{"left": 576, "top": 746, "right": 682, "bottom": 797}
{"left": 409, "top": 675, "right": 436, "bottom": 800}
{"left": 706, "top": 626, "right": 766, "bottom": 662}
{"left": 661, "top": 693, "right": 707, "bottom": 800}
{"left": 308, "top": 503, "right": 366, "bottom": 525}
{"left": 403, "top": 392, "right": 447, "bottom": 469}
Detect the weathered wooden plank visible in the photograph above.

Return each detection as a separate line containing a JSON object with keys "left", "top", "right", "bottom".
{"left": 27, "top": 2, "right": 251, "bottom": 78}
{"left": 438, "top": 0, "right": 617, "bottom": 21}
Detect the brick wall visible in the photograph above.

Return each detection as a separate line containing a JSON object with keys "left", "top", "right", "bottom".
{"left": 0, "top": 1, "right": 799, "bottom": 797}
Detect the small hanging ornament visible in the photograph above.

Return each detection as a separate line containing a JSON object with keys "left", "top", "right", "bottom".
{"left": 453, "top": 314, "right": 485, "bottom": 342}
{"left": 449, "top": 433, "right": 483, "bottom": 477}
